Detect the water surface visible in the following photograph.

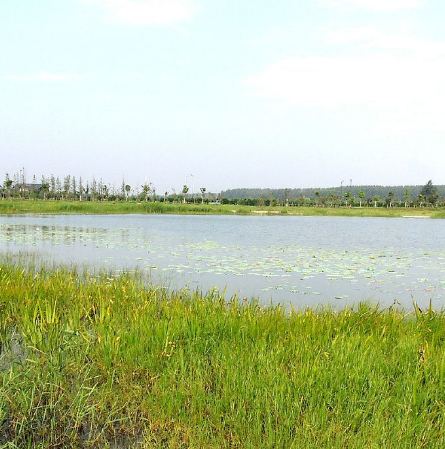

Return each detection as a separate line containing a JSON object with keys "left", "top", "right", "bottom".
{"left": 1, "top": 214, "right": 444, "bottom": 308}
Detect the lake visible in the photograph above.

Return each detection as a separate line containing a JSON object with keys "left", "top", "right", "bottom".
{"left": 1, "top": 214, "right": 444, "bottom": 309}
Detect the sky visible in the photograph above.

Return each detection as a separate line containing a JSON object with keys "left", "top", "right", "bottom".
{"left": 1, "top": 0, "right": 444, "bottom": 194}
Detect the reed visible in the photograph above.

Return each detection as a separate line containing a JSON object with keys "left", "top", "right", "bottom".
{"left": 1, "top": 259, "right": 445, "bottom": 447}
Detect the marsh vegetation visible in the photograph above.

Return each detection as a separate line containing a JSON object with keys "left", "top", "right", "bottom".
{"left": 1, "top": 260, "right": 445, "bottom": 448}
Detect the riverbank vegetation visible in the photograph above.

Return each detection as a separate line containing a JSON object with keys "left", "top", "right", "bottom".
{"left": 0, "top": 199, "right": 444, "bottom": 218}
{"left": 3, "top": 172, "right": 444, "bottom": 209}
{"left": 1, "top": 259, "right": 445, "bottom": 448}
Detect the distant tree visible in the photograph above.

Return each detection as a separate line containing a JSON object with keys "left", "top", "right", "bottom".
{"left": 200, "top": 187, "right": 206, "bottom": 203}
{"left": 417, "top": 194, "right": 425, "bottom": 207}
{"left": 41, "top": 176, "right": 49, "bottom": 200}
{"left": 404, "top": 188, "right": 410, "bottom": 208}
{"left": 79, "top": 177, "right": 84, "bottom": 201}
{"left": 387, "top": 191, "right": 394, "bottom": 208}
{"left": 50, "top": 175, "right": 56, "bottom": 197}
{"left": 284, "top": 188, "right": 290, "bottom": 207}
{"left": 63, "top": 175, "right": 71, "bottom": 200}
{"left": 141, "top": 183, "right": 151, "bottom": 202}
{"left": 30, "top": 175, "right": 38, "bottom": 200}
{"left": 4, "top": 174, "right": 13, "bottom": 199}
{"left": 374, "top": 195, "right": 380, "bottom": 208}
{"left": 97, "top": 179, "right": 105, "bottom": 201}
{"left": 120, "top": 180, "right": 126, "bottom": 200}
{"left": 71, "top": 176, "right": 77, "bottom": 199}
{"left": 182, "top": 185, "right": 189, "bottom": 203}
{"left": 125, "top": 184, "right": 131, "bottom": 201}
{"left": 315, "top": 190, "right": 320, "bottom": 207}
{"left": 420, "top": 180, "right": 438, "bottom": 205}
{"left": 344, "top": 191, "right": 352, "bottom": 207}
{"left": 85, "top": 182, "right": 90, "bottom": 201}
{"left": 55, "top": 177, "right": 62, "bottom": 200}
{"left": 358, "top": 190, "right": 365, "bottom": 207}
{"left": 91, "top": 178, "right": 97, "bottom": 201}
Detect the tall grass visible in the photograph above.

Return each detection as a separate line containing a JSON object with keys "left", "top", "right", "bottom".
{"left": 1, "top": 259, "right": 445, "bottom": 447}
{"left": 0, "top": 200, "right": 251, "bottom": 216}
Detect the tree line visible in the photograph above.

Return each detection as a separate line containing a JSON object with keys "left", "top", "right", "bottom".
{"left": 1, "top": 171, "right": 217, "bottom": 204}
{"left": 220, "top": 182, "right": 444, "bottom": 207}
{"left": 2, "top": 170, "right": 443, "bottom": 208}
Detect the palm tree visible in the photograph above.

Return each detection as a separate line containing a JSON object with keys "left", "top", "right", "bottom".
{"left": 314, "top": 190, "right": 320, "bottom": 207}
{"left": 182, "top": 185, "right": 189, "bottom": 203}
{"left": 284, "top": 188, "right": 290, "bottom": 207}
{"left": 387, "top": 191, "right": 394, "bottom": 208}
{"left": 41, "top": 182, "right": 49, "bottom": 200}
{"left": 141, "top": 183, "right": 151, "bottom": 202}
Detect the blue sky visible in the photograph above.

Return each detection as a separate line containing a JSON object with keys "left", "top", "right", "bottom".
{"left": 1, "top": 0, "right": 444, "bottom": 194}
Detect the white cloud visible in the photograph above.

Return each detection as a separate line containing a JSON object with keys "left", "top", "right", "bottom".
{"left": 325, "top": 27, "right": 445, "bottom": 59}
{"left": 324, "top": 26, "right": 383, "bottom": 43}
{"left": 245, "top": 27, "right": 445, "bottom": 133}
{"left": 5, "top": 72, "right": 80, "bottom": 82}
{"left": 246, "top": 55, "right": 444, "bottom": 107}
{"left": 82, "top": 0, "right": 193, "bottom": 26}
{"left": 320, "top": 0, "right": 422, "bottom": 11}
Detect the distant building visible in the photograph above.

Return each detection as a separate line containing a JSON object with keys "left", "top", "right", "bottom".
{"left": 13, "top": 183, "right": 43, "bottom": 193}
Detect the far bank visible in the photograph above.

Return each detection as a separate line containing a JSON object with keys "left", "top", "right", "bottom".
{"left": 0, "top": 199, "right": 443, "bottom": 218}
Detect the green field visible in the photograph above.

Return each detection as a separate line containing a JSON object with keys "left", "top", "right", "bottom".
{"left": 1, "top": 259, "right": 445, "bottom": 448}
{"left": 0, "top": 199, "right": 443, "bottom": 218}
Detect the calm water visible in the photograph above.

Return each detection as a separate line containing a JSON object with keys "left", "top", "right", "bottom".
{"left": 1, "top": 214, "right": 444, "bottom": 308}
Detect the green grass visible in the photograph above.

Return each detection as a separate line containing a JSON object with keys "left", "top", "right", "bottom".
{"left": 0, "top": 199, "right": 444, "bottom": 218}
{"left": 1, "top": 259, "right": 445, "bottom": 447}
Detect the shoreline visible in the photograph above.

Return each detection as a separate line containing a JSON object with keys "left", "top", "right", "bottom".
{"left": 0, "top": 200, "right": 442, "bottom": 219}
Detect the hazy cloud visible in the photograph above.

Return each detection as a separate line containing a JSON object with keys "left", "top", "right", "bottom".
{"left": 320, "top": 0, "right": 422, "bottom": 11}
{"left": 245, "top": 28, "right": 445, "bottom": 132}
{"left": 246, "top": 56, "right": 443, "bottom": 107}
{"left": 325, "top": 27, "right": 445, "bottom": 59}
{"left": 81, "top": 0, "right": 193, "bottom": 26}
{"left": 5, "top": 72, "right": 80, "bottom": 82}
